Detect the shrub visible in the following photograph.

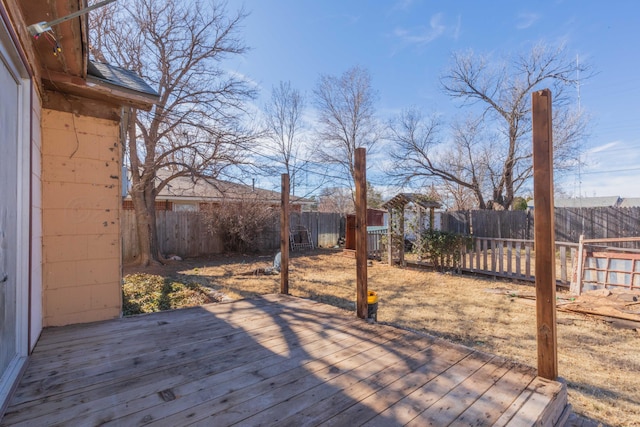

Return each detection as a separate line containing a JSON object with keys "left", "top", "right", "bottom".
{"left": 418, "top": 230, "right": 472, "bottom": 272}
{"left": 201, "top": 197, "right": 278, "bottom": 253}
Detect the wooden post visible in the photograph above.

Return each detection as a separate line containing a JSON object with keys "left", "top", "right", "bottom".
{"left": 532, "top": 89, "right": 558, "bottom": 380}
{"left": 355, "top": 148, "right": 368, "bottom": 319}
{"left": 280, "top": 174, "right": 290, "bottom": 294}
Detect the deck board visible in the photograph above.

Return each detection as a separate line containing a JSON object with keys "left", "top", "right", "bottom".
{"left": 1, "top": 294, "right": 568, "bottom": 426}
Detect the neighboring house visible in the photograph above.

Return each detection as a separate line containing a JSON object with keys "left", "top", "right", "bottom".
{"left": 617, "top": 198, "right": 640, "bottom": 208}
{"left": 123, "top": 171, "right": 314, "bottom": 213}
{"left": 0, "top": 0, "right": 157, "bottom": 415}
{"left": 554, "top": 196, "right": 621, "bottom": 208}
{"left": 528, "top": 196, "right": 626, "bottom": 210}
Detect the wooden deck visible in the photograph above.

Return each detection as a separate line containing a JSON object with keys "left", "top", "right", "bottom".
{"left": 1, "top": 295, "right": 569, "bottom": 426}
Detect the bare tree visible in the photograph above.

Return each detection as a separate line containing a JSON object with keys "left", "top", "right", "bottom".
{"left": 439, "top": 43, "right": 588, "bottom": 209}
{"left": 313, "top": 66, "right": 380, "bottom": 189}
{"left": 89, "top": 0, "right": 256, "bottom": 265}
{"left": 263, "top": 81, "right": 307, "bottom": 195}
{"left": 317, "top": 187, "right": 354, "bottom": 215}
{"left": 389, "top": 43, "right": 588, "bottom": 210}
{"left": 387, "top": 107, "right": 486, "bottom": 207}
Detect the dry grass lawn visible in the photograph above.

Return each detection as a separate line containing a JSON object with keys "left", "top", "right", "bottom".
{"left": 125, "top": 249, "right": 639, "bottom": 427}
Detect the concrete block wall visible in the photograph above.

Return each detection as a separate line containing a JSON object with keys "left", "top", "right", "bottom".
{"left": 41, "top": 109, "right": 122, "bottom": 326}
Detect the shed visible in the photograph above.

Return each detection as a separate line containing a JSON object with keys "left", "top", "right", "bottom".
{"left": 344, "top": 209, "right": 387, "bottom": 251}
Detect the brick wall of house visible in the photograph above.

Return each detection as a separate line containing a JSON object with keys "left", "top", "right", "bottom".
{"left": 41, "top": 109, "right": 122, "bottom": 326}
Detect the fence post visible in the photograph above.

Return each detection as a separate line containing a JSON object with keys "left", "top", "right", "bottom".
{"left": 532, "top": 88, "right": 558, "bottom": 380}
{"left": 280, "top": 174, "right": 290, "bottom": 295}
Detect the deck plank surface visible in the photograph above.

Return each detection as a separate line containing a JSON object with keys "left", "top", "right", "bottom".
{"left": 1, "top": 295, "right": 567, "bottom": 426}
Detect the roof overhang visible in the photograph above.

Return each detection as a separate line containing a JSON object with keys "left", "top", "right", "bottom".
{"left": 15, "top": 0, "right": 157, "bottom": 111}
{"left": 43, "top": 68, "right": 159, "bottom": 111}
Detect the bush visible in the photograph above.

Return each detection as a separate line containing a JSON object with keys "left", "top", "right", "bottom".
{"left": 201, "top": 197, "right": 278, "bottom": 253}
{"left": 418, "top": 230, "right": 472, "bottom": 272}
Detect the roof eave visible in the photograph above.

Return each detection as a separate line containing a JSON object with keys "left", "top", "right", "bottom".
{"left": 43, "top": 70, "right": 158, "bottom": 110}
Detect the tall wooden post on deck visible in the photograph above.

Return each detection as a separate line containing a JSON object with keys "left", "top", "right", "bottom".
{"left": 532, "top": 89, "right": 558, "bottom": 380}
{"left": 280, "top": 174, "right": 290, "bottom": 294}
{"left": 355, "top": 148, "right": 368, "bottom": 319}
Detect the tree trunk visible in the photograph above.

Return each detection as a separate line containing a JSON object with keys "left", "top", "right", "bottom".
{"left": 131, "top": 189, "right": 161, "bottom": 266}
{"left": 127, "top": 109, "right": 163, "bottom": 266}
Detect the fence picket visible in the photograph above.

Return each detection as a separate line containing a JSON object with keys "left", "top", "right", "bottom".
{"left": 560, "top": 245, "right": 567, "bottom": 283}
{"left": 526, "top": 244, "right": 531, "bottom": 278}
{"left": 515, "top": 241, "right": 521, "bottom": 277}
{"left": 455, "top": 238, "right": 576, "bottom": 286}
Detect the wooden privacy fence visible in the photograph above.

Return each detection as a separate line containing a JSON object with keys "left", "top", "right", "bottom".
{"left": 440, "top": 210, "right": 531, "bottom": 239}
{"left": 440, "top": 207, "right": 640, "bottom": 244}
{"left": 290, "top": 212, "right": 342, "bottom": 249}
{"left": 122, "top": 210, "right": 223, "bottom": 263}
{"left": 555, "top": 207, "right": 640, "bottom": 245}
{"left": 459, "top": 237, "right": 578, "bottom": 287}
{"left": 122, "top": 210, "right": 341, "bottom": 262}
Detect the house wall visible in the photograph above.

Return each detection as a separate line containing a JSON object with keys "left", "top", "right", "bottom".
{"left": 41, "top": 109, "right": 122, "bottom": 327}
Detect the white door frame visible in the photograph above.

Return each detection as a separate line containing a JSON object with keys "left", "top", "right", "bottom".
{"left": 0, "top": 9, "right": 31, "bottom": 414}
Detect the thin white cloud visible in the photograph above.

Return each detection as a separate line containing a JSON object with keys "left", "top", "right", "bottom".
{"left": 452, "top": 14, "right": 461, "bottom": 40}
{"left": 589, "top": 141, "right": 618, "bottom": 154}
{"left": 393, "top": 0, "right": 416, "bottom": 11}
{"left": 394, "top": 13, "right": 447, "bottom": 46}
{"left": 227, "top": 69, "right": 261, "bottom": 90}
{"left": 516, "top": 12, "right": 540, "bottom": 30}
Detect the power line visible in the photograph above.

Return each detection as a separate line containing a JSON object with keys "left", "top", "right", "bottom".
{"left": 578, "top": 166, "right": 640, "bottom": 175}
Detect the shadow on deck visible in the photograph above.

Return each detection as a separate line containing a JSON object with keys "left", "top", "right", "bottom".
{"left": 1, "top": 295, "right": 569, "bottom": 426}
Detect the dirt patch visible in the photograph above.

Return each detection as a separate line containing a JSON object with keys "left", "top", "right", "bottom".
{"left": 125, "top": 249, "right": 638, "bottom": 426}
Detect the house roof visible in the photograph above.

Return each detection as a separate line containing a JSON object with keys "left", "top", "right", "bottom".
{"left": 152, "top": 172, "right": 313, "bottom": 205}
{"left": 87, "top": 61, "right": 159, "bottom": 99}
{"left": 618, "top": 198, "right": 640, "bottom": 208}
{"left": 16, "top": 0, "right": 157, "bottom": 111}
{"left": 554, "top": 196, "right": 621, "bottom": 208}
{"left": 381, "top": 193, "right": 441, "bottom": 210}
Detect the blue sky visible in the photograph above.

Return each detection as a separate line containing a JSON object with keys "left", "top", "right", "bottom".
{"left": 229, "top": 0, "right": 640, "bottom": 199}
